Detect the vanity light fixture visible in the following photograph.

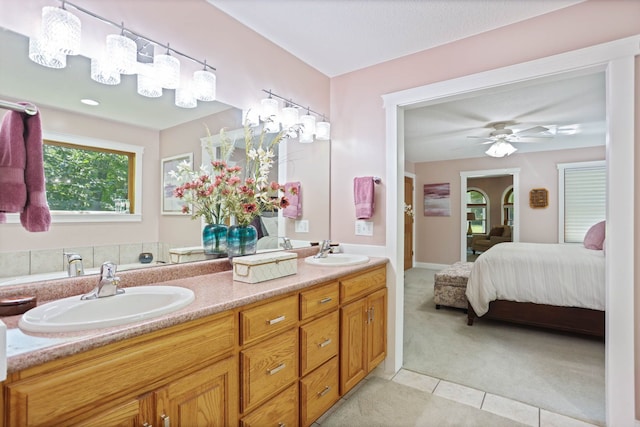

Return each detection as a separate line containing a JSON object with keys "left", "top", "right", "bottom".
{"left": 27, "top": 0, "right": 217, "bottom": 110}
{"left": 259, "top": 89, "right": 331, "bottom": 141}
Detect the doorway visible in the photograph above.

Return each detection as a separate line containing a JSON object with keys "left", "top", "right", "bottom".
{"left": 383, "top": 39, "right": 637, "bottom": 425}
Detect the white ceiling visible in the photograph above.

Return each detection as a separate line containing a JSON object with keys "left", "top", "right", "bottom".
{"left": 207, "top": 0, "right": 604, "bottom": 162}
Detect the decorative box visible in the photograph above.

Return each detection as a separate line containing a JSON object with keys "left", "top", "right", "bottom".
{"left": 169, "top": 246, "right": 206, "bottom": 264}
{"left": 232, "top": 251, "right": 298, "bottom": 283}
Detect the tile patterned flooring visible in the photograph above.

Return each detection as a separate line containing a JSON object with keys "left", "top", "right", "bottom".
{"left": 313, "top": 367, "right": 600, "bottom": 427}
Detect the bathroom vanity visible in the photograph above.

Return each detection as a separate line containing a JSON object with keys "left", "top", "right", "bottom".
{"left": 0, "top": 251, "right": 387, "bottom": 427}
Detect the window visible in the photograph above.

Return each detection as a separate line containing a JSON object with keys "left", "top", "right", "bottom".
{"left": 466, "top": 188, "right": 487, "bottom": 234}
{"left": 44, "top": 141, "right": 133, "bottom": 212}
{"left": 502, "top": 187, "right": 514, "bottom": 226}
{"left": 557, "top": 161, "right": 606, "bottom": 243}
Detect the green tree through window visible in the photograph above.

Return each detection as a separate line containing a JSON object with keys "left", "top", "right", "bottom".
{"left": 43, "top": 141, "right": 131, "bottom": 212}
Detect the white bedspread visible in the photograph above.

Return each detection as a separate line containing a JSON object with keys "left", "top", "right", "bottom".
{"left": 465, "top": 242, "right": 605, "bottom": 316}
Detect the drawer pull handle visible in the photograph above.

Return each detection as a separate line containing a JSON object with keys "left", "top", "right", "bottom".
{"left": 370, "top": 307, "right": 375, "bottom": 322}
{"left": 319, "top": 297, "right": 332, "bottom": 304}
{"left": 161, "top": 414, "right": 170, "bottom": 427}
{"left": 278, "top": 423, "right": 286, "bottom": 427}
{"left": 267, "top": 315, "right": 286, "bottom": 325}
{"left": 318, "top": 338, "right": 332, "bottom": 348}
{"left": 268, "top": 363, "right": 286, "bottom": 375}
{"left": 143, "top": 423, "right": 152, "bottom": 427}
{"left": 318, "top": 385, "right": 331, "bottom": 397}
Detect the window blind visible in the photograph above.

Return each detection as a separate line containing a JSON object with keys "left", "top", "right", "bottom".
{"left": 564, "top": 166, "right": 606, "bottom": 243}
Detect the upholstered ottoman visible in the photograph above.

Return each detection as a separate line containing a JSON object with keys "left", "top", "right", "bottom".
{"left": 434, "top": 261, "right": 473, "bottom": 310}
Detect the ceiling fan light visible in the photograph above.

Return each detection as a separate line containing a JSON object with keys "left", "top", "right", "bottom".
{"left": 106, "top": 34, "right": 137, "bottom": 75}
{"left": 193, "top": 70, "right": 216, "bottom": 101}
{"left": 40, "top": 6, "right": 81, "bottom": 56}
{"left": 485, "top": 141, "right": 517, "bottom": 158}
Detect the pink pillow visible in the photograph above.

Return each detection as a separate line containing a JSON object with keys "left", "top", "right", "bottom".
{"left": 584, "top": 221, "right": 606, "bottom": 250}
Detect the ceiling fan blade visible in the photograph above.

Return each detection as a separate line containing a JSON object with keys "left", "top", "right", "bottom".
{"left": 516, "top": 125, "right": 557, "bottom": 137}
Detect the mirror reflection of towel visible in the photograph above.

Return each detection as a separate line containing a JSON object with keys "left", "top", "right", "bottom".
{"left": 354, "top": 176, "right": 374, "bottom": 219}
{"left": 283, "top": 182, "right": 301, "bottom": 218}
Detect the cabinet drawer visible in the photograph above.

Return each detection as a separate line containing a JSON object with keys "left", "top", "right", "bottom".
{"left": 241, "top": 294, "right": 298, "bottom": 345}
{"left": 300, "top": 281, "right": 339, "bottom": 320}
{"left": 340, "top": 266, "right": 386, "bottom": 304}
{"left": 300, "top": 357, "right": 339, "bottom": 427}
{"left": 300, "top": 311, "right": 339, "bottom": 376}
{"left": 241, "top": 383, "right": 298, "bottom": 427}
{"left": 241, "top": 328, "right": 298, "bottom": 413}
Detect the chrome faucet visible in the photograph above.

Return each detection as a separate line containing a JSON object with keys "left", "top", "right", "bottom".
{"left": 65, "top": 253, "right": 84, "bottom": 277}
{"left": 280, "top": 236, "right": 293, "bottom": 250}
{"left": 81, "top": 262, "right": 124, "bottom": 300}
{"left": 314, "top": 240, "right": 332, "bottom": 258}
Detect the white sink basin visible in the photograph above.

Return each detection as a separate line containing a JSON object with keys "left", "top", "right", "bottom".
{"left": 305, "top": 253, "right": 370, "bottom": 267}
{"left": 19, "top": 286, "right": 195, "bottom": 333}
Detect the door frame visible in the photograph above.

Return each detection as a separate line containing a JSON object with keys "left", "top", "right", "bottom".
{"left": 404, "top": 172, "right": 416, "bottom": 269}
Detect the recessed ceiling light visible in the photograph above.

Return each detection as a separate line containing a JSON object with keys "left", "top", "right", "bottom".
{"left": 80, "top": 98, "right": 99, "bottom": 106}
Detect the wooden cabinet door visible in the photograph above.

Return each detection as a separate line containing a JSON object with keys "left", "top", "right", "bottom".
{"left": 300, "top": 310, "right": 339, "bottom": 376}
{"left": 367, "top": 288, "right": 387, "bottom": 370}
{"left": 339, "top": 298, "right": 367, "bottom": 394}
{"left": 240, "top": 383, "right": 298, "bottom": 427}
{"left": 155, "top": 356, "right": 238, "bottom": 427}
{"left": 300, "top": 357, "right": 339, "bottom": 427}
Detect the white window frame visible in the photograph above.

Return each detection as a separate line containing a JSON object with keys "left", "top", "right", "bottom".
{"left": 466, "top": 187, "right": 489, "bottom": 234}
{"left": 557, "top": 160, "right": 605, "bottom": 243}
{"left": 502, "top": 185, "right": 514, "bottom": 226}
{"left": 5, "top": 131, "right": 143, "bottom": 223}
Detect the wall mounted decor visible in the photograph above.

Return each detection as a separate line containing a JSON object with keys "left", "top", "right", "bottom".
{"left": 424, "top": 183, "right": 451, "bottom": 216}
{"left": 529, "top": 188, "right": 549, "bottom": 208}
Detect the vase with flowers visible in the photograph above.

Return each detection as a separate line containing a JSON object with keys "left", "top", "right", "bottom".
{"left": 221, "top": 123, "right": 291, "bottom": 258}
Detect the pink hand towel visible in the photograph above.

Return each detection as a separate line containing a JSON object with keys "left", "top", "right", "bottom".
{"left": 354, "top": 176, "right": 374, "bottom": 219}
{"left": 0, "top": 107, "right": 51, "bottom": 231}
{"left": 283, "top": 181, "right": 301, "bottom": 219}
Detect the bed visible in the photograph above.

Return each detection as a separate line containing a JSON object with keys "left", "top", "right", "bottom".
{"left": 465, "top": 242, "right": 605, "bottom": 337}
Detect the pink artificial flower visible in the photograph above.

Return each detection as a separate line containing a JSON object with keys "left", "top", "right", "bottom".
{"left": 279, "top": 196, "right": 290, "bottom": 209}
{"left": 270, "top": 181, "right": 280, "bottom": 191}
{"left": 243, "top": 203, "right": 257, "bottom": 214}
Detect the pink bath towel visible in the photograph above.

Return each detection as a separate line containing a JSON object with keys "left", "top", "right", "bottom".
{"left": 283, "top": 181, "right": 301, "bottom": 218}
{"left": 354, "top": 176, "right": 374, "bottom": 219}
{"left": 0, "top": 107, "right": 51, "bottom": 231}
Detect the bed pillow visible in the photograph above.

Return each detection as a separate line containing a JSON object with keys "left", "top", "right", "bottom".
{"left": 583, "top": 220, "right": 605, "bottom": 250}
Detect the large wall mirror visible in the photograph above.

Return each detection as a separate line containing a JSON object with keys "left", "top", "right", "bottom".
{"left": 0, "top": 27, "right": 330, "bottom": 286}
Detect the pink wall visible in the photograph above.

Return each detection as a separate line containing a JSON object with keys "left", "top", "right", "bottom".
{"left": 329, "top": 0, "right": 640, "bottom": 246}
{"left": 0, "top": 106, "right": 159, "bottom": 252}
{"left": 414, "top": 147, "right": 604, "bottom": 265}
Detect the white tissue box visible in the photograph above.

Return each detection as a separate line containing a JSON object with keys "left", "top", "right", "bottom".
{"left": 232, "top": 251, "right": 298, "bottom": 283}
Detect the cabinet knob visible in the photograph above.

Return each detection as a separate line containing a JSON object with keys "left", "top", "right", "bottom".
{"left": 161, "top": 414, "right": 170, "bottom": 427}
{"left": 267, "top": 315, "right": 286, "bottom": 325}
{"left": 267, "top": 363, "right": 286, "bottom": 375}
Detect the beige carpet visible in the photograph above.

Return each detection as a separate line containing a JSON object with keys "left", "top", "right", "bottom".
{"left": 320, "top": 376, "right": 528, "bottom": 427}
{"left": 402, "top": 267, "right": 605, "bottom": 426}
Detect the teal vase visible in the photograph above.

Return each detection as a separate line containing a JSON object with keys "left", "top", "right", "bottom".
{"left": 228, "top": 224, "right": 258, "bottom": 259}
{"left": 202, "top": 224, "right": 228, "bottom": 258}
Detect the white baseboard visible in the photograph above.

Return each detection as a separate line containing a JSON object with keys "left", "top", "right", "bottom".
{"left": 414, "top": 262, "right": 450, "bottom": 270}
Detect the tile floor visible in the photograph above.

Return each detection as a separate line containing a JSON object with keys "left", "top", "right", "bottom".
{"left": 313, "top": 367, "right": 600, "bottom": 427}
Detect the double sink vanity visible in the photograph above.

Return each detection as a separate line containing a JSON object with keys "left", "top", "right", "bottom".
{"left": 0, "top": 247, "right": 387, "bottom": 426}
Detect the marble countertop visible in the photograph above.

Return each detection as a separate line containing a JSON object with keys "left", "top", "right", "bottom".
{"left": 2, "top": 254, "right": 388, "bottom": 373}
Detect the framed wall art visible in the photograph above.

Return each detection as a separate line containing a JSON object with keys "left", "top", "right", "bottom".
{"left": 161, "top": 153, "right": 193, "bottom": 215}
{"left": 529, "top": 188, "right": 549, "bottom": 208}
{"left": 423, "top": 182, "right": 451, "bottom": 216}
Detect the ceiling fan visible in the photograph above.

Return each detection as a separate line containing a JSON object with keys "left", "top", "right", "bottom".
{"left": 468, "top": 122, "right": 556, "bottom": 157}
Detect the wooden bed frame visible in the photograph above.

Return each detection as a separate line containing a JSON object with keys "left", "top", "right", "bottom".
{"left": 467, "top": 300, "right": 605, "bottom": 338}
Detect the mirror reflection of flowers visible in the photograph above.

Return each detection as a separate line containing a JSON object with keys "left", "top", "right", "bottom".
{"left": 404, "top": 203, "right": 415, "bottom": 218}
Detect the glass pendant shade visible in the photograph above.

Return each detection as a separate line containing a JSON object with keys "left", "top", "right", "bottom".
{"left": 300, "top": 114, "right": 316, "bottom": 143}
{"left": 315, "top": 121, "right": 331, "bottom": 141}
{"left": 137, "top": 63, "right": 163, "bottom": 98}
{"left": 28, "top": 36, "right": 67, "bottom": 69}
{"left": 261, "top": 97, "right": 278, "bottom": 119}
{"left": 90, "top": 57, "right": 121, "bottom": 85}
{"left": 485, "top": 141, "right": 517, "bottom": 158}
{"left": 154, "top": 53, "right": 180, "bottom": 89}
{"left": 281, "top": 106, "right": 299, "bottom": 128}
{"left": 175, "top": 85, "right": 197, "bottom": 108}
{"left": 41, "top": 6, "right": 81, "bottom": 55}
{"left": 193, "top": 70, "right": 216, "bottom": 101}
{"left": 106, "top": 34, "right": 137, "bottom": 75}
{"left": 264, "top": 119, "right": 281, "bottom": 134}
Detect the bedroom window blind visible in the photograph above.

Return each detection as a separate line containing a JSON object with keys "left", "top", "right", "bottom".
{"left": 559, "top": 161, "right": 606, "bottom": 243}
